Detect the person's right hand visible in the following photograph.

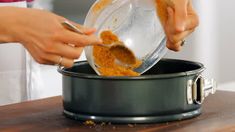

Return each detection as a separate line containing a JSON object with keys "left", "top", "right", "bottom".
{"left": 155, "top": 0, "right": 199, "bottom": 51}
{"left": 0, "top": 7, "right": 102, "bottom": 68}
{"left": 164, "top": 0, "right": 199, "bottom": 51}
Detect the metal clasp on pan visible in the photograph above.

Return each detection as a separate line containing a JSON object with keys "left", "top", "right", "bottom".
{"left": 187, "top": 76, "right": 216, "bottom": 104}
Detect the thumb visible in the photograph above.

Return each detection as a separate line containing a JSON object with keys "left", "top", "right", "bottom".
{"left": 64, "top": 20, "right": 97, "bottom": 35}
{"left": 82, "top": 27, "right": 97, "bottom": 35}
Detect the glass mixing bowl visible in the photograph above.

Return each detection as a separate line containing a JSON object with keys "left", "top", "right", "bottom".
{"left": 84, "top": 0, "right": 167, "bottom": 75}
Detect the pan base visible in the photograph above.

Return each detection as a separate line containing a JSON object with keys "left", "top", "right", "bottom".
{"left": 63, "top": 108, "right": 201, "bottom": 124}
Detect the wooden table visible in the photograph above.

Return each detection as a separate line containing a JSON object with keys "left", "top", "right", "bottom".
{"left": 0, "top": 91, "right": 235, "bottom": 132}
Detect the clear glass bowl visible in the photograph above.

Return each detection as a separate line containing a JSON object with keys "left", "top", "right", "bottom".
{"left": 84, "top": 0, "right": 167, "bottom": 75}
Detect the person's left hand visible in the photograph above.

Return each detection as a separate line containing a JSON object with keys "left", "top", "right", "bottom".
{"left": 164, "top": 0, "right": 199, "bottom": 51}
{"left": 0, "top": 7, "right": 102, "bottom": 68}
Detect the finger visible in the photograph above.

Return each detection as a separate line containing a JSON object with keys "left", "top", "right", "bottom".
{"left": 58, "top": 57, "right": 74, "bottom": 68}
{"left": 45, "top": 43, "right": 84, "bottom": 59}
{"left": 173, "top": 0, "right": 188, "bottom": 32}
{"left": 168, "top": 29, "right": 194, "bottom": 44}
{"left": 166, "top": 39, "right": 182, "bottom": 52}
{"left": 185, "top": 14, "right": 199, "bottom": 31}
{"left": 166, "top": 28, "right": 194, "bottom": 52}
{"left": 59, "top": 30, "right": 102, "bottom": 47}
{"left": 47, "top": 54, "right": 74, "bottom": 68}
{"left": 83, "top": 28, "right": 97, "bottom": 35}
{"left": 23, "top": 39, "right": 75, "bottom": 68}
{"left": 185, "top": 3, "right": 199, "bottom": 30}
{"left": 65, "top": 20, "right": 97, "bottom": 35}
{"left": 32, "top": 51, "right": 74, "bottom": 68}
{"left": 166, "top": 7, "right": 174, "bottom": 32}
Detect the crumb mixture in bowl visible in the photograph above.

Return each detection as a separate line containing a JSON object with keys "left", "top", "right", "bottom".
{"left": 93, "top": 30, "right": 142, "bottom": 76}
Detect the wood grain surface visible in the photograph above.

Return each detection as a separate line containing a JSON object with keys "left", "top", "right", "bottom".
{"left": 0, "top": 91, "right": 235, "bottom": 132}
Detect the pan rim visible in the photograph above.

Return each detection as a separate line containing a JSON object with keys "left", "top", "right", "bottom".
{"left": 58, "top": 58, "right": 205, "bottom": 80}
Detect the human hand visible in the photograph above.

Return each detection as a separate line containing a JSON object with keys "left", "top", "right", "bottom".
{"left": 156, "top": 0, "right": 199, "bottom": 51}
{"left": 0, "top": 7, "right": 102, "bottom": 68}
